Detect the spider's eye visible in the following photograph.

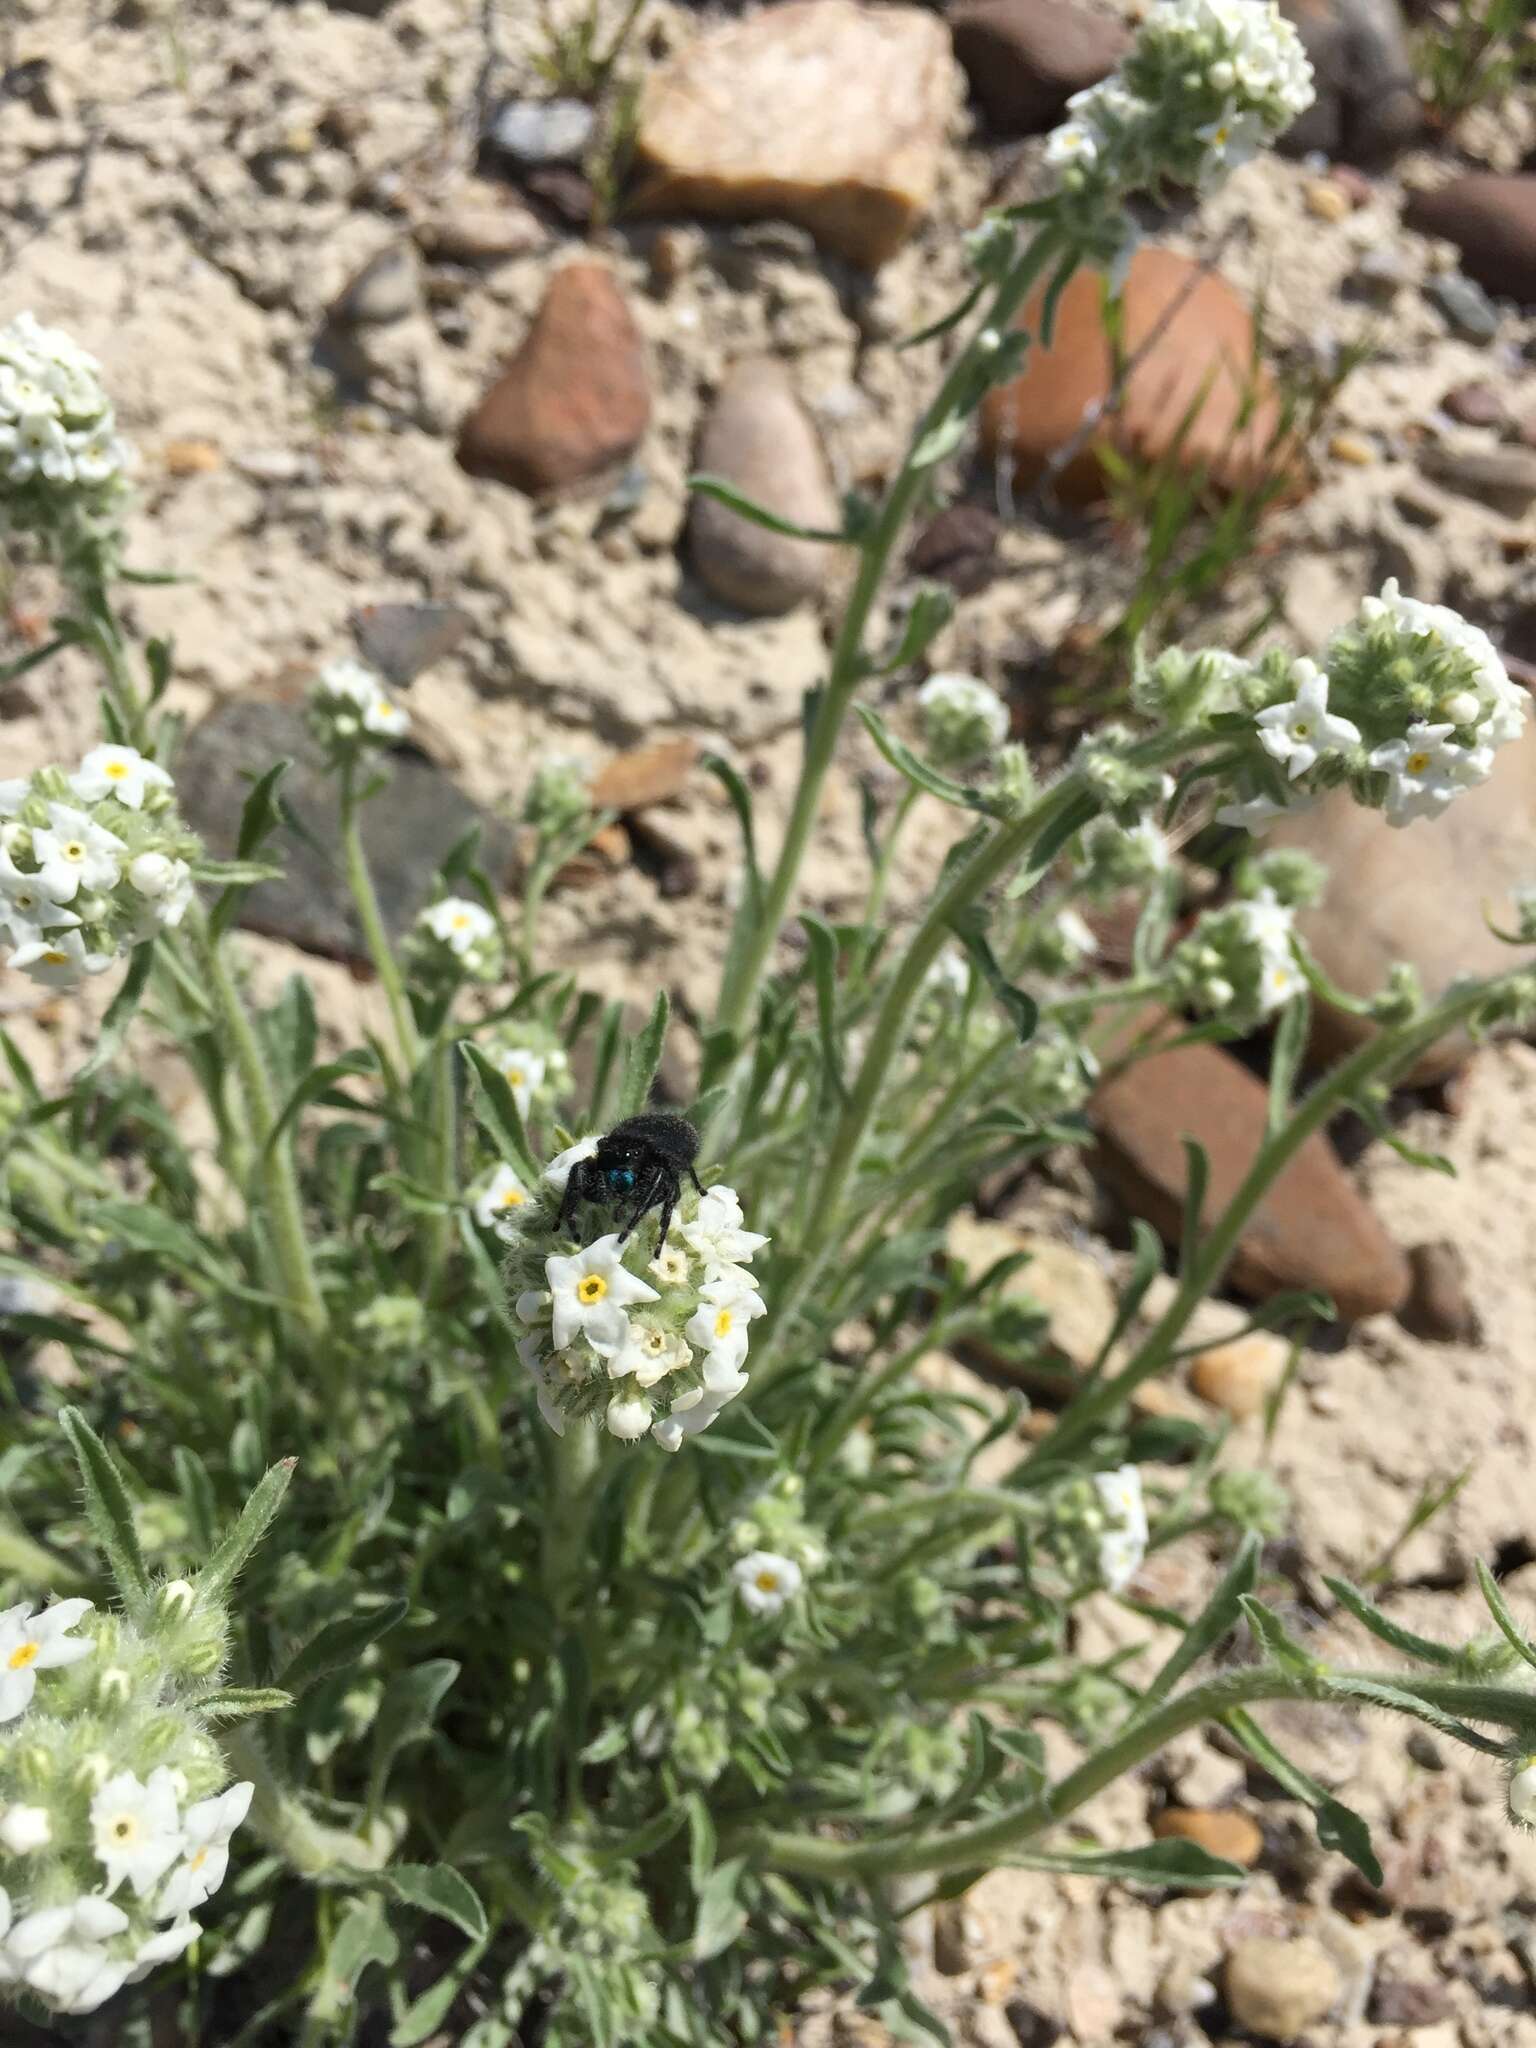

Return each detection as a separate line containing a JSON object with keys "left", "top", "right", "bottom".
{"left": 607, "top": 1166, "right": 637, "bottom": 1192}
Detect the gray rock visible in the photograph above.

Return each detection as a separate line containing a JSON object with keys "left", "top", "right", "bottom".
{"left": 328, "top": 243, "right": 420, "bottom": 327}
{"left": 1278, "top": 0, "right": 1420, "bottom": 163}
{"left": 1417, "top": 440, "right": 1536, "bottom": 515}
{"left": 1425, "top": 271, "right": 1499, "bottom": 343}
{"left": 351, "top": 602, "right": 475, "bottom": 688}
{"left": 1350, "top": 243, "right": 1408, "bottom": 296}
{"left": 688, "top": 357, "right": 840, "bottom": 615}
{"left": 1224, "top": 1938, "right": 1340, "bottom": 2041}
{"left": 488, "top": 96, "right": 595, "bottom": 169}
{"left": 177, "top": 696, "right": 513, "bottom": 960}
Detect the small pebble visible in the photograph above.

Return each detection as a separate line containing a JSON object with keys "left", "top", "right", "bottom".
{"left": 1400, "top": 1239, "right": 1482, "bottom": 1343}
{"left": 1330, "top": 431, "right": 1376, "bottom": 466}
{"left": 1426, "top": 272, "right": 1499, "bottom": 343}
{"left": 1305, "top": 178, "right": 1350, "bottom": 222}
{"left": 162, "top": 438, "right": 222, "bottom": 476}
{"left": 1225, "top": 1937, "right": 1341, "bottom": 2040}
{"left": 1441, "top": 381, "right": 1505, "bottom": 428}
{"left": 1153, "top": 1806, "right": 1264, "bottom": 1867}
{"left": 1352, "top": 244, "right": 1407, "bottom": 296}
{"left": 1188, "top": 1332, "right": 1289, "bottom": 1421}
{"left": 487, "top": 95, "right": 595, "bottom": 167}
{"left": 1329, "top": 163, "right": 1374, "bottom": 207}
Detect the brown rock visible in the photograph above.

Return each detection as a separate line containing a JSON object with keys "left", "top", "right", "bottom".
{"left": 1269, "top": 714, "right": 1536, "bottom": 1081}
{"left": 1224, "top": 1937, "right": 1340, "bottom": 2040}
{"left": 163, "top": 439, "right": 222, "bottom": 476}
{"left": 1440, "top": 380, "right": 1505, "bottom": 428}
{"left": 1090, "top": 1035, "right": 1409, "bottom": 1322}
{"left": 456, "top": 263, "right": 649, "bottom": 497}
{"left": 412, "top": 182, "right": 548, "bottom": 264}
{"left": 631, "top": 1, "right": 954, "bottom": 269}
{"left": 978, "top": 248, "right": 1291, "bottom": 507}
{"left": 1367, "top": 1975, "right": 1455, "bottom": 2027}
{"left": 949, "top": 0, "right": 1129, "bottom": 137}
{"left": 1400, "top": 1240, "right": 1482, "bottom": 1345}
{"left": 688, "top": 358, "right": 840, "bottom": 614}
{"left": 590, "top": 737, "right": 700, "bottom": 814}
{"left": 1277, "top": 0, "right": 1420, "bottom": 164}
{"left": 907, "top": 501, "right": 1001, "bottom": 594}
{"left": 1153, "top": 1807, "right": 1264, "bottom": 1867}
{"left": 1188, "top": 1332, "right": 1290, "bottom": 1421}
{"left": 1405, "top": 175, "right": 1536, "bottom": 307}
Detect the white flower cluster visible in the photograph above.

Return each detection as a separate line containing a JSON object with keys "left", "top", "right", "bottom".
{"left": 1218, "top": 582, "right": 1525, "bottom": 834}
{"left": 917, "top": 672, "right": 1010, "bottom": 769}
{"left": 523, "top": 754, "right": 594, "bottom": 837}
{"left": 408, "top": 894, "right": 504, "bottom": 985}
{"left": 1047, "top": 0, "right": 1313, "bottom": 236}
{"left": 1092, "top": 1464, "right": 1148, "bottom": 1593}
{"left": 1, "top": 749, "right": 197, "bottom": 988}
{"left": 505, "top": 1148, "right": 768, "bottom": 1452}
{"left": 306, "top": 657, "right": 409, "bottom": 759}
{"left": 0, "top": 313, "right": 131, "bottom": 548}
{"left": 482, "top": 1022, "right": 572, "bottom": 1123}
{"left": 1170, "top": 886, "right": 1301, "bottom": 1028}
{"left": 733, "top": 1552, "right": 802, "bottom": 1618}
{"left": 0, "top": 1598, "right": 252, "bottom": 2016}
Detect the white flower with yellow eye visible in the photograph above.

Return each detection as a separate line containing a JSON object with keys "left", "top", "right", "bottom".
{"left": 496, "top": 1047, "right": 546, "bottom": 1119}
{"left": 1369, "top": 724, "right": 1471, "bottom": 827}
{"left": 0, "top": 1596, "right": 93, "bottom": 1720}
{"left": 423, "top": 896, "right": 495, "bottom": 956}
{"left": 732, "top": 1550, "right": 803, "bottom": 1617}
{"left": 361, "top": 693, "right": 409, "bottom": 740}
{"left": 605, "top": 1316, "right": 692, "bottom": 1389}
{"left": 8, "top": 928, "right": 112, "bottom": 987}
{"left": 154, "top": 1781, "right": 252, "bottom": 1921}
{"left": 1256, "top": 664, "right": 1359, "bottom": 780}
{"left": 546, "top": 1234, "right": 659, "bottom": 1355}
{"left": 1093, "top": 1464, "right": 1148, "bottom": 1592}
{"left": 91, "top": 1767, "right": 184, "bottom": 1897}
{"left": 473, "top": 1162, "right": 529, "bottom": 1235}
{"left": 30, "top": 802, "right": 127, "bottom": 902}
{"left": 686, "top": 1292, "right": 754, "bottom": 1377}
{"left": 69, "top": 745, "right": 172, "bottom": 811}
{"left": 680, "top": 1185, "right": 770, "bottom": 1267}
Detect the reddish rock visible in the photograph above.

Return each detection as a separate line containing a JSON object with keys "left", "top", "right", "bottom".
{"left": 907, "top": 501, "right": 1001, "bottom": 593}
{"left": 1405, "top": 175, "right": 1536, "bottom": 307}
{"left": 1090, "top": 1034, "right": 1409, "bottom": 1322}
{"left": 950, "top": 0, "right": 1129, "bottom": 137}
{"left": 978, "top": 248, "right": 1293, "bottom": 507}
{"left": 456, "top": 263, "right": 649, "bottom": 497}
{"left": 1440, "top": 380, "right": 1505, "bottom": 428}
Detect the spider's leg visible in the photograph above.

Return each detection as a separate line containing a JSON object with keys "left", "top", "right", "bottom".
{"left": 617, "top": 1163, "right": 667, "bottom": 1245}
{"left": 652, "top": 1180, "right": 679, "bottom": 1258}
{"left": 558, "top": 1159, "right": 593, "bottom": 1236}
{"left": 688, "top": 1166, "right": 705, "bottom": 1197}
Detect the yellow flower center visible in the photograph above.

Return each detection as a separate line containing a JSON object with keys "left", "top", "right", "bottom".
{"left": 505, "top": 1066, "right": 524, "bottom": 1086}
{"left": 189, "top": 1847, "right": 208, "bottom": 1871}
{"left": 7, "top": 1640, "right": 40, "bottom": 1671}
{"left": 452, "top": 913, "right": 471, "bottom": 931}
{"left": 42, "top": 949, "right": 70, "bottom": 966}
{"left": 1406, "top": 751, "right": 1431, "bottom": 775}
{"left": 755, "top": 1571, "right": 780, "bottom": 1594}
{"left": 1213, "top": 124, "right": 1229, "bottom": 144}
{"left": 110, "top": 1815, "right": 137, "bottom": 1842}
{"left": 104, "top": 761, "right": 128, "bottom": 780}
{"left": 1291, "top": 719, "right": 1311, "bottom": 739}
{"left": 714, "top": 1309, "right": 733, "bottom": 1339}
{"left": 577, "top": 1274, "right": 608, "bottom": 1306}
{"left": 63, "top": 840, "right": 85, "bottom": 861}
{"left": 498, "top": 1187, "right": 524, "bottom": 1208}
{"left": 641, "top": 1330, "right": 666, "bottom": 1355}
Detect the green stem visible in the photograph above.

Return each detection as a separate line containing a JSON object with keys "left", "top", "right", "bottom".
{"left": 339, "top": 763, "right": 421, "bottom": 1074}
{"left": 193, "top": 913, "right": 327, "bottom": 1338}
{"left": 542, "top": 1425, "right": 601, "bottom": 1620}
{"left": 1021, "top": 974, "right": 1510, "bottom": 1479}
{"left": 423, "top": 1034, "right": 457, "bottom": 1293}
{"left": 864, "top": 786, "right": 919, "bottom": 928}
{"left": 712, "top": 227, "right": 1067, "bottom": 1043}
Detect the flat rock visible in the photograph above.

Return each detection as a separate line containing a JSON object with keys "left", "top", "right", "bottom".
{"left": 590, "top": 737, "right": 700, "bottom": 813}
{"left": 688, "top": 357, "right": 839, "bottom": 615}
{"left": 978, "top": 248, "right": 1290, "bottom": 507}
{"left": 351, "top": 601, "right": 474, "bottom": 687}
{"left": 1417, "top": 441, "right": 1536, "bottom": 515}
{"left": 907, "top": 501, "right": 1001, "bottom": 594}
{"left": 328, "top": 242, "right": 419, "bottom": 327}
{"left": 1152, "top": 1806, "right": 1264, "bottom": 1867}
{"left": 950, "top": 0, "right": 1128, "bottom": 136}
{"left": 176, "top": 695, "right": 513, "bottom": 961}
{"left": 630, "top": 0, "right": 954, "bottom": 269}
{"left": 1224, "top": 1937, "right": 1340, "bottom": 2041}
{"left": 1276, "top": 0, "right": 1420, "bottom": 163}
{"left": 1424, "top": 270, "right": 1499, "bottom": 342}
{"left": 1405, "top": 175, "right": 1536, "bottom": 307}
{"left": 1090, "top": 1033, "right": 1409, "bottom": 1323}
{"left": 411, "top": 181, "right": 548, "bottom": 264}
{"left": 1187, "top": 1332, "right": 1290, "bottom": 1421}
{"left": 1400, "top": 1239, "right": 1482, "bottom": 1345}
{"left": 946, "top": 1214, "right": 1117, "bottom": 1388}
{"left": 456, "top": 262, "right": 649, "bottom": 497}
{"left": 1269, "top": 713, "right": 1536, "bottom": 1081}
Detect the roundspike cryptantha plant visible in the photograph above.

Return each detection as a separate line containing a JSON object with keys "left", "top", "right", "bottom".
{"left": 0, "top": 312, "right": 132, "bottom": 565}
{"left": 0, "top": 1420, "right": 292, "bottom": 2018}
{"left": 502, "top": 1137, "right": 769, "bottom": 1451}
{"left": 0, "top": 751, "right": 200, "bottom": 989}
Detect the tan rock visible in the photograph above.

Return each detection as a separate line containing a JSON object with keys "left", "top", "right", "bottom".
{"left": 590, "top": 738, "right": 700, "bottom": 814}
{"left": 1188, "top": 1332, "right": 1290, "bottom": 1421}
{"left": 689, "top": 357, "right": 841, "bottom": 614}
{"left": 1153, "top": 1806, "right": 1264, "bottom": 1867}
{"left": 945, "top": 1214, "right": 1116, "bottom": 1385}
{"left": 163, "top": 438, "right": 222, "bottom": 476}
{"left": 1224, "top": 1936, "right": 1340, "bottom": 2040}
{"left": 979, "top": 247, "right": 1295, "bottom": 506}
{"left": 631, "top": 0, "right": 955, "bottom": 269}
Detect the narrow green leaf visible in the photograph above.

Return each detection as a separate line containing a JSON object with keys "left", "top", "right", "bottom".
{"left": 1014, "top": 1839, "right": 1247, "bottom": 1889}
{"left": 617, "top": 989, "right": 669, "bottom": 1120}
{"left": 910, "top": 415, "right": 968, "bottom": 469}
{"left": 0, "top": 635, "right": 69, "bottom": 685}
{"left": 368, "top": 1660, "right": 459, "bottom": 1807}
{"left": 1323, "top": 1575, "right": 1459, "bottom": 1668}
{"left": 800, "top": 914, "right": 847, "bottom": 1103}
{"left": 389, "top": 1936, "right": 490, "bottom": 2047}
{"left": 262, "top": 1052, "right": 377, "bottom": 1159}
{"left": 58, "top": 1406, "right": 151, "bottom": 1614}
{"left": 1222, "top": 1707, "right": 1383, "bottom": 1886}
{"left": 1177, "top": 1138, "right": 1209, "bottom": 1279}
{"left": 280, "top": 1597, "right": 410, "bottom": 1697}
{"left": 586, "top": 1000, "right": 625, "bottom": 1127}
{"left": 856, "top": 704, "right": 1000, "bottom": 815}
{"left": 385, "top": 1864, "right": 489, "bottom": 1941}
{"left": 1474, "top": 1557, "right": 1536, "bottom": 1675}
{"left": 76, "top": 942, "right": 156, "bottom": 1083}
{"left": 687, "top": 473, "right": 849, "bottom": 544}
{"left": 172, "top": 1447, "right": 218, "bottom": 1555}
{"left": 948, "top": 906, "right": 1037, "bottom": 1045}
{"left": 200, "top": 1458, "right": 295, "bottom": 1602}
{"left": 1266, "top": 986, "right": 1310, "bottom": 1136}
{"left": 1137, "top": 1533, "right": 1260, "bottom": 1715}
{"left": 1327, "top": 1675, "right": 1509, "bottom": 1756}
{"left": 236, "top": 760, "right": 292, "bottom": 859}
{"left": 897, "top": 278, "right": 986, "bottom": 351}
{"left": 189, "top": 1686, "right": 292, "bottom": 1722}
{"left": 459, "top": 1042, "right": 540, "bottom": 1182}
{"left": 692, "top": 1856, "right": 747, "bottom": 1961}
{"left": 873, "top": 584, "right": 955, "bottom": 676}
{"left": 1239, "top": 1594, "right": 1319, "bottom": 1675}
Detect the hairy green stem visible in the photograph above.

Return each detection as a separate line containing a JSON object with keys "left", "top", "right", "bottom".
{"left": 339, "top": 763, "right": 421, "bottom": 1075}
{"left": 193, "top": 914, "right": 327, "bottom": 1338}
{"left": 712, "top": 227, "right": 1066, "bottom": 1042}
{"left": 542, "top": 1425, "right": 601, "bottom": 1620}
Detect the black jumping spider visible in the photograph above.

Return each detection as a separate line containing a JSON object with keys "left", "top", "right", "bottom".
{"left": 557, "top": 1113, "right": 703, "bottom": 1252}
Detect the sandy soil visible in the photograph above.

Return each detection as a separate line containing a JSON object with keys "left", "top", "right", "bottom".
{"left": 4, "top": 1, "right": 1536, "bottom": 2041}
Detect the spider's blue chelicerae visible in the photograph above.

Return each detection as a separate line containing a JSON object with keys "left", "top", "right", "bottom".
{"left": 557, "top": 1113, "right": 703, "bottom": 1251}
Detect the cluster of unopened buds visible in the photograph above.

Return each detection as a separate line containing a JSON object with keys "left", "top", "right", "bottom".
{"left": 306, "top": 657, "right": 409, "bottom": 760}
{"left": 1047, "top": 1467, "right": 1150, "bottom": 1594}
{"left": 0, "top": 1593, "right": 252, "bottom": 2016}
{"left": 728, "top": 1475, "right": 824, "bottom": 1620}
{"left": 1176, "top": 583, "right": 1528, "bottom": 834}
{"left": 406, "top": 893, "right": 505, "bottom": 985}
{"left": 917, "top": 671, "right": 1011, "bottom": 770}
{"left": 1042, "top": 0, "right": 1314, "bottom": 277}
{"left": 0, "top": 312, "right": 132, "bottom": 552}
{"left": 0, "top": 749, "right": 198, "bottom": 988}
{"left": 523, "top": 754, "right": 594, "bottom": 838}
{"left": 503, "top": 1144, "right": 769, "bottom": 1452}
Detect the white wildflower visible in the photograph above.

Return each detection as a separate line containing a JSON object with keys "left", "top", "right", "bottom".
{"left": 69, "top": 745, "right": 172, "bottom": 811}
{"left": 1093, "top": 1464, "right": 1148, "bottom": 1592}
{"left": 30, "top": 802, "right": 127, "bottom": 902}
{"left": 605, "top": 1392, "right": 654, "bottom": 1441}
{"left": 473, "top": 1161, "right": 529, "bottom": 1235}
{"left": 423, "top": 896, "right": 495, "bottom": 957}
{"left": 732, "top": 1550, "right": 803, "bottom": 1617}
{"left": 90, "top": 1766, "right": 184, "bottom": 1898}
{"left": 154, "top": 1781, "right": 252, "bottom": 1921}
{"left": 1255, "top": 663, "right": 1360, "bottom": 780}
{"left": 542, "top": 1136, "right": 599, "bottom": 1196}
{"left": 0, "top": 1802, "right": 51, "bottom": 1853}
{"left": 546, "top": 1234, "right": 659, "bottom": 1355}
{"left": 7, "top": 928, "right": 113, "bottom": 987}
{"left": 1369, "top": 723, "right": 1475, "bottom": 827}
{"left": 0, "top": 1596, "right": 94, "bottom": 1720}
{"left": 496, "top": 1046, "right": 546, "bottom": 1119}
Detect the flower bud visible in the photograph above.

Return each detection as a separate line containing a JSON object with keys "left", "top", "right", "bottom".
{"left": 129, "top": 851, "right": 175, "bottom": 897}
{"left": 0, "top": 1801, "right": 52, "bottom": 1853}
{"left": 1510, "top": 1755, "right": 1536, "bottom": 1827}
{"left": 95, "top": 1665, "right": 132, "bottom": 1709}
{"left": 157, "top": 1579, "right": 197, "bottom": 1622}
